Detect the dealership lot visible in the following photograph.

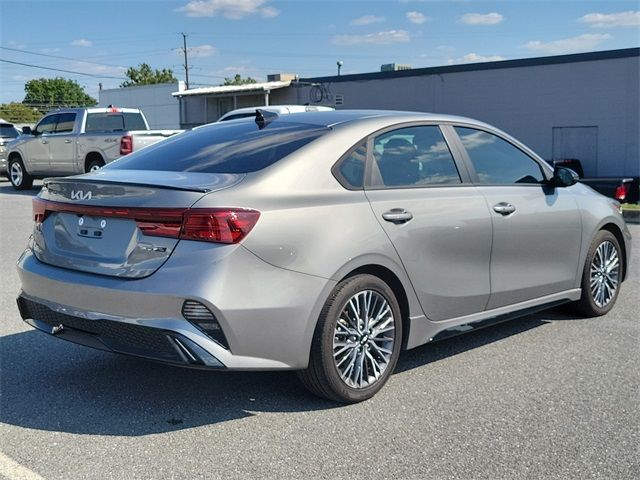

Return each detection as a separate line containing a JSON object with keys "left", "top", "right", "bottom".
{"left": 0, "top": 179, "right": 638, "bottom": 480}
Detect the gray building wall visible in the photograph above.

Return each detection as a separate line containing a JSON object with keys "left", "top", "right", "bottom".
{"left": 286, "top": 50, "right": 639, "bottom": 177}
{"left": 99, "top": 82, "right": 184, "bottom": 129}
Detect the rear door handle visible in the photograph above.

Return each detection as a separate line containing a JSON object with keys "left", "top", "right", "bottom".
{"left": 493, "top": 202, "right": 516, "bottom": 215}
{"left": 64, "top": 139, "right": 72, "bottom": 144}
{"left": 382, "top": 208, "right": 413, "bottom": 224}
{"left": 41, "top": 140, "right": 48, "bottom": 144}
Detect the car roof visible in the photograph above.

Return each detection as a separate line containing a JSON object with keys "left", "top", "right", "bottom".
{"left": 267, "top": 109, "right": 492, "bottom": 129}
{"left": 39, "top": 107, "right": 143, "bottom": 115}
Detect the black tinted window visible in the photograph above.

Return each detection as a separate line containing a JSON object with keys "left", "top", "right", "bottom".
{"left": 55, "top": 113, "right": 76, "bottom": 133}
{"left": 372, "top": 126, "right": 460, "bottom": 187}
{"left": 219, "top": 113, "right": 254, "bottom": 122}
{"left": 107, "top": 121, "right": 329, "bottom": 174}
{"left": 0, "top": 124, "right": 19, "bottom": 138}
{"left": 335, "top": 143, "right": 366, "bottom": 188}
{"left": 85, "top": 112, "right": 147, "bottom": 132}
{"left": 455, "top": 127, "right": 544, "bottom": 185}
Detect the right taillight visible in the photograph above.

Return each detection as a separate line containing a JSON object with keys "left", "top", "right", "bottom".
{"left": 614, "top": 184, "right": 629, "bottom": 202}
{"left": 120, "top": 135, "right": 133, "bottom": 155}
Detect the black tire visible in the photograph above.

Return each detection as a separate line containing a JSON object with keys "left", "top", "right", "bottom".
{"left": 86, "top": 157, "right": 105, "bottom": 173}
{"left": 571, "top": 230, "right": 623, "bottom": 317}
{"left": 8, "top": 156, "right": 33, "bottom": 190}
{"left": 298, "top": 274, "right": 403, "bottom": 403}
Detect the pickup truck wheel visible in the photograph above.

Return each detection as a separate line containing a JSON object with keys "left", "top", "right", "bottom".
{"left": 297, "top": 274, "right": 402, "bottom": 403}
{"left": 572, "top": 230, "right": 622, "bottom": 317}
{"left": 86, "top": 158, "right": 105, "bottom": 172}
{"left": 8, "top": 157, "right": 33, "bottom": 190}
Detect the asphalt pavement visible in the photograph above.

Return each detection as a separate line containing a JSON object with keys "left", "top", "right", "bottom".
{"left": 1, "top": 179, "right": 638, "bottom": 480}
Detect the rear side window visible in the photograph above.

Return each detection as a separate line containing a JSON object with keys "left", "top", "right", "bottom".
{"left": 85, "top": 112, "right": 147, "bottom": 132}
{"left": 107, "top": 121, "right": 329, "bottom": 174}
{"left": 334, "top": 142, "right": 366, "bottom": 188}
{"left": 455, "top": 127, "right": 544, "bottom": 185}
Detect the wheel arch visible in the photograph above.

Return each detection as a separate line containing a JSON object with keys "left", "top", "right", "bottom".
{"left": 599, "top": 222, "right": 628, "bottom": 282}
{"left": 7, "top": 151, "right": 28, "bottom": 172}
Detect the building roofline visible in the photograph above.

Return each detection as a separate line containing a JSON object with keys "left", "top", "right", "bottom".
{"left": 299, "top": 47, "right": 640, "bottom": 84}
{"left": 172, "top": 80, "right": 291, "bottom": 97}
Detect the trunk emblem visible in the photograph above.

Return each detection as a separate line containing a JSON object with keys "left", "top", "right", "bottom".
{"left": 71, "top": 190, "right": 92, "bottom": 200}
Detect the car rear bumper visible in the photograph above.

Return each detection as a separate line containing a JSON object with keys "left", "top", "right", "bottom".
{"left": 17, "top": 243, "right": 335, "bottom": 370}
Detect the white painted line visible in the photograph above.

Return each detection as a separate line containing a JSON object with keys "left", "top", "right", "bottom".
{"left": 0, "top": 451, "right": 45, "bottom": 480}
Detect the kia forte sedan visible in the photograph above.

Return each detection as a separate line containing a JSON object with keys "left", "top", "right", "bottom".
{"left": 17, "top": 110, "right": 631, "bottom": 403}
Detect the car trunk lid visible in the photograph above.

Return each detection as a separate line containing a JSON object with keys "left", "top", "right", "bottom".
{"left": 32, "top": 170, "right": 244, "bottom": 278}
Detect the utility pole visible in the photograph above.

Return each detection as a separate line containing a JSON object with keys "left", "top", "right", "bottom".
{"left": 337, "top": 60, "right": 343, "bottom": 76}
{"left": 181, "top": 32, "right": 190, "bottom": 89}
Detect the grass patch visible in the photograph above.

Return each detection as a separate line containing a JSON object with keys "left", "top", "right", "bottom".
{"left": 621, "top": 203, "right": 640, "bottom": 211}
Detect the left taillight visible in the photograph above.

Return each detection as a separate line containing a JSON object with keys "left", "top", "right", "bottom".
{"left": 614, "top": 184, "right": 629, "bottom": 202}
{"left": 31, "top": 198, "right": 259, "bottom": 244}
{"left": 120, "top": 135, "right": 133, "bottom": 155}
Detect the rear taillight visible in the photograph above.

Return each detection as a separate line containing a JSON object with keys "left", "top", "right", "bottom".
{"left": 32, "top": 198, "right": 259, "bottom": 244}
{"left": 614, "top": 184, "right": 629, "bottom": 202}
{"left": 120, "top": 135, "right": 133, "bottom": 155}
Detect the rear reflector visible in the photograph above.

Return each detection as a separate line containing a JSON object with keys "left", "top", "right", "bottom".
{"left": 32, "top": 198, "right": 259, "bottom": 244}
{"left": 182, "top": 300, "right": 229, "bottom": 349}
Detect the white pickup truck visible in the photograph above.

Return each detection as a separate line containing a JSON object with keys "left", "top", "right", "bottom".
{"left": 6, "top": 107, "right": 182, "bottom": 189}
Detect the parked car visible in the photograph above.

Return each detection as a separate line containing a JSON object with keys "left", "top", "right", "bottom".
{"left": 6, "top": 107, "right": 182, "bottom": 190}
{"left": 0, "top": 122, "right": 21, "bottom": 177}
{"left": 548, "top": 158, "right": 639, "bottom": 203}
{"left": 217, "top": 104, "right": 334, "bottom": 122}
{"left": 17, "top": 110, "right": 631, "bottom": 403}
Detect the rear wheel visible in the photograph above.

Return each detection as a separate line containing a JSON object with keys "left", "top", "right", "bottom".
{"left": 86, "top": 157, "right": 105, "bottom": 172}
{"left": 572, "top": 230, "right": 622, "bottom": 316}
{"left": 298, "top": 274, "right": 402, "bottom": 403}
{"left": 8, "top": 156, "right": 33, "bottom": 190}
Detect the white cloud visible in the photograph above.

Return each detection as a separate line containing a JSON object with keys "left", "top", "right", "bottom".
{"left": 406, "top": 11, "right": 428, "bottom": 24}
{"left": 459, "top": 12, "right": 503, "bottom": 25}
{"left": 331, "top": 30, "right": 410, "bottom": 46}
{"left": 578, "top": 11, "right": 640, "bottom": 28}
{"left": 525, "top": 33, "right": 612, "bottom": 55}
{"left": 71, "top": 39, "right": 93, "bottom": 47}
{"left": 178, "top": 0, "right": 279, "bottom": 19}
{"left": 447, "top": 53, "right": 505, "bottom": 65}
{"left": 190, "top": 44, "right": 217, "bottom": 57}
{"left": 350, "top": 15, "right": 386, "bottom": 26}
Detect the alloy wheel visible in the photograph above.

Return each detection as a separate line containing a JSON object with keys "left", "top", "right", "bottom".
{"left": 10, "top": 161, "right": 23, "bottom": 186}
{"left": 589, "top": 240, "right": 620, "bottom": 308}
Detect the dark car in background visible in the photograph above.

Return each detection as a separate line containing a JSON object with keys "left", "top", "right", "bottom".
{"left": 0, "top": 122, "right": 21, "bottom": 177}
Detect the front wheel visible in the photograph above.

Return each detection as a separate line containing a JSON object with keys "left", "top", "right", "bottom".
{"left": 8, "top": 157, "right": 33, "bottom": 190}
{"left": 298, "top": 274, "right": 402, "bottom": 403}
{"left": 572, "top": 230, "right": 622, "bottom": 316}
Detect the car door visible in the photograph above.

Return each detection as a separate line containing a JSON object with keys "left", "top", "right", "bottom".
{"left": 452, "top": 126, "right": 582, "bottom": 309}
{"left": 47, "top": 112, "right": 78, "bottom": 174}
{"left": 25, "top": 114, "right": 59, "bottom": 173}
{"left": 364, "top": 124, "right": 493, "bottom": 321}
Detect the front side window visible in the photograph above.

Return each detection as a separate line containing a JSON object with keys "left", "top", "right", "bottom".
{"left": 371, "top": 125, "right": 460, "bottom": 188}
{"left": 107, "top": 121, "right": 329, "bottom": 174}
{"left": 455, "top": 127, "right": 544, "bottom": 185}
{"left": 55, "top": 113, "right": 76, "bottom": 133}
{"left": 35, "top": 114, "right": 59, "bottom": 134}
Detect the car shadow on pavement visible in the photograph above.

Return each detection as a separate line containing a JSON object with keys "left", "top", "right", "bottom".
{"left": 0, "top": 308, "right": 569, "bottom": 436}
{"left": 0, "top": 179, "right": 42, "bottom": 196}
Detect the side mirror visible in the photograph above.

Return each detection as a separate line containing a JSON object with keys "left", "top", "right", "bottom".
{"left": 553, "top": 167, "right": 579, "bottom": 187}
{"left": 22, "top": 126, "right": 32, "bottom": 135}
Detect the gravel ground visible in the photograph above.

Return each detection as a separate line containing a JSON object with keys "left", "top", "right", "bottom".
{"left": 1, "top": 179, "right": 638, "bottom": 480}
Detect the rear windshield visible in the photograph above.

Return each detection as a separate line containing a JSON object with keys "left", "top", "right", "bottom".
{"left": 219, "top": 113, "right": 255, "bottom": 122}
{"left": 85, "top": 112, "right": 147, "bottom": 132}
{"left": 106, "top": 121, "right": 329, "bottom": 174}
{"left": 0, "top": 124, "right": 19, "bottom": 138}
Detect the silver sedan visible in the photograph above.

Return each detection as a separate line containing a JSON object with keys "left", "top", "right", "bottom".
{"left": 17, "top": 110, "right": 631, "bottom": 403}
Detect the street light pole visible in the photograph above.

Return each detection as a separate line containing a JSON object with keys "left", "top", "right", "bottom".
{"left": 337, "top": 60, "right": 343, "bottom": 76}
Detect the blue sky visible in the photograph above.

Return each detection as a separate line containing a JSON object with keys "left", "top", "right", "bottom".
{"left": 1, "top": 0, "right": 638, "bottom": 103}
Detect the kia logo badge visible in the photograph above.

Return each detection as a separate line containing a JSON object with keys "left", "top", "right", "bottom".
{"left": 71, "top": 190, "right": 92, "bottom": 200}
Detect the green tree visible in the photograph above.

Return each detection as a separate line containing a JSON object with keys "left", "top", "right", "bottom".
{"left": 23, "top": 77, "right": 97, "bottom": 110}
{"left": 120, "top": 63, "right": 177, "bottom": 87}
{"left": 0, "top": 102, "right": 42, "bottom": 123}
{"left": 223, "top": 74, "right": 258, "bottom": 86}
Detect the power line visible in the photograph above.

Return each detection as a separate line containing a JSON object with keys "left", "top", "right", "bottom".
{"left": 0, "top": 46, "right": 126, "bottom": 69}
{"left": 0, "top": 58, "right": 126, "bottom": 79}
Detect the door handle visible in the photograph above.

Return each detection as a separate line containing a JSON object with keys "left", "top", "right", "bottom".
{"left": 64, "top": 139, "right": 72, "bottom": 144}
{"left": 493, "top": 202, "right": 516, "bottom": 215}
{"left": 41, "top": 140, "right": 48, "bottom": 144}
{"left": 382, "top": 208, "right": 413, "bottom": 224}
